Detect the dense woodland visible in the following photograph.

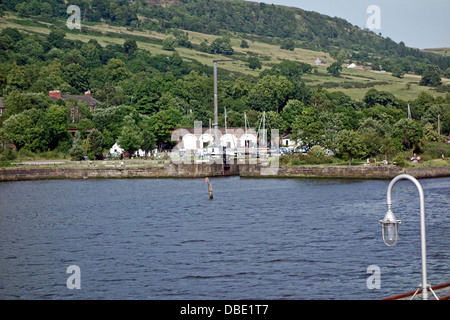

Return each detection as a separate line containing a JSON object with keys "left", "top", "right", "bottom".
{"left": 0, "top": 0, "right": 449, "bottom": 165}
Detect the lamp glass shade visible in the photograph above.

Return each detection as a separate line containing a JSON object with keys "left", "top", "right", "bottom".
{"left": 382, "top": 222, "right": 399, "bottom": 246}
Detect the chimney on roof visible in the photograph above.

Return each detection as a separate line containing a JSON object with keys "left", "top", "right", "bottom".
{"left": 84, "top": 90, "right": 91, "bottom": 97}
{"left": 49, "top": 90, "right": 61, "bottom": 99}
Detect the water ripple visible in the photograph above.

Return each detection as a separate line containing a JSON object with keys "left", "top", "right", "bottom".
{"left": 0, "top": 177, "right": 449, "bottom": 299}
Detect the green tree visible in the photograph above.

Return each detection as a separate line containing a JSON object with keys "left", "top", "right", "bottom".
{"left": 80, "top": 42, "right": 102, "bottom": 69}
{"left": 118, "top": 115, "right": 143, "bottom": 157}
{"left": 393, "top": 118, "right": 423, "bottom": 150}
{"left": 335, "top": 49, "right": 347, "bottom": 64}
{"left": 104, "top": 58, "right": 130, "bottom": 83}
{"left": 2, "top": 91, "right": 35, "bottom": 117}
{"left": 260, "top": 60, "right": 312, "bottom": 82}
{"left": 102, "top": 129, "right": 115, "bottom": 150}
{"left": 75, "top": 119, "right": 94, "bottom": 140}
{"left": 31, "top": 59, "right": 70, "bottom": 93}
{"left": 173, "top": 30, "right": 192, "bottom": 48}
{"left": 335, "top": 129, "right": 367, "bottom": 165}
{"left": 93, "top": 105, "right": 135, "bottom": 139}
{"left": 162, "top": 37, "right": 176, "bottom": 51}
{"left": 327, "top": 62, "right": 342, "bottom": 77}
{"left": 62, "top": 63, "right": 90, "bottom": 93}
{"left": 362, "top": 105, "right": 403, "bottom": 125}
{"left": 248, "top": 57, "right": 262, "bottom": 70}
{"left": 310, "top": 88, "right": 334, "bottom": 113}
{"left": 6, "top": 63, "right": 32, "bottom": 90}
{"left": 358, "top": 118, "right": 386, "bottom": 136}
{"left": 247, "top": 75, "right": 294, "bottom": 112}
{"left": 360, "top": 131, "right": 382, "bottom": 158}
{"left": 0, "top": 109, "right": 46, "bottom": 151}
{"left": 444, "top": 67, "right": 450, "bottom": 79}
{"left": 209, "top": 37, "right": 234, "bottom": 55}
{"left": 47, "top": 30, "right": 66, "bottom": 49}
{"left": 240, "top": 39, "right": 249, "bottom": 48}
{"left": 1, "top": 102, "right": 70, "bottom": 152}
{"left": 69, "top": 131, "right": 85, "bottom": 161}
{"left": 123, "top": 39, "right": 137, "bottom": 56}
{"left": 422, "top": 122, "right": 439, "bottom": 142}
{"left": 391, "top": 65, "right": 405, "bottom": 78}
{"left": 380, "top": 135, "right": 397, "bottom": 162}
{"left": 281, "top": 99, "right": 305, "bottom": 130}
{"left": 199, "top": 41, "right": 209, "bottom": 52}
{"left": 319, "top": 111, "right": 345, "bottom": 151}
{"left": 15, "top": 37, "right": 44, "bottom": 60}
{"left": 147, "top": 107, "right": 183, "bottom": 150}
{"left": 419, "top": 70, "right": 442, "bottom": 87}
{"left": 363, "top": 89, "right": 398, "bottom": 108}
{"left": 0, "top": 28, "right": 22, "bottom": 42}
{"left": 140, "top": 126, "right": 156, "bottom": 156}
{"left": 96, "top": 82, "right": 127, "bottom": 108}
{"left": 87, "top": 128, "right": 105, "bottom": 159}
{"left": 45, "top": 104, "right": 71, "bottom": 150}
{"left": 280, "top": 38, "right": 295, "bottom": 51}
{"left": 420, "top": 104, "right": 447, "bottom": 127}
{"left": 291, "top": 107, "right": 324, "bottom": 149}
{"left": 0, "top": 35, "right": 13, "bottom": 51}
{"left": 39, "top": 2, "right": 52, "bottom": 18}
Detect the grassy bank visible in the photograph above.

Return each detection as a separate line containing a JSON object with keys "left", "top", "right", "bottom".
{"left": 278, "top": 140, "right": 450, "bottom": 168}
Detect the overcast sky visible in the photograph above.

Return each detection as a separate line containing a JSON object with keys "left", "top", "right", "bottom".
{"left": 246, "top": 0, "right": 450, "bottom": 49}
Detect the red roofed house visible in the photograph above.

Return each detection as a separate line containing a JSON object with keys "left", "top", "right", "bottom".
{"left": 48, "top": 90, "right": 98, "bottom": 138}
{"left": 49, "top": 90, "right": 98, "bottom": 112}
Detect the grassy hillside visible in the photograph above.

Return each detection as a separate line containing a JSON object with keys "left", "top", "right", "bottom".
{"left": 422, "top": 48, "right": 450, "bottom": 57}
{"left": 1, "top": 12, "right": 449, "bottom": 102}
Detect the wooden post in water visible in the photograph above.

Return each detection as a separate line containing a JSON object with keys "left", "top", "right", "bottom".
{"left": 205, "top": 177, "right": 213, "bottom": 199}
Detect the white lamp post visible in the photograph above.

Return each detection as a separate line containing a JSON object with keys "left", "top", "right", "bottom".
{"left": 379, "top": 174, "right": 438, "bottom": 300}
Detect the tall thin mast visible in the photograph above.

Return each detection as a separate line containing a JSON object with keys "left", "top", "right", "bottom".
{"left": 213, "top": 61, "right": 219, "bottom": 147}
{"left": 244, "top": 112, "right": 248, "bottom": 134}
{"left": 224, "top": 107, "right": 227, "bottom": 134}
{"left": 213, "top": 59, "right": 237, "bottom": 147}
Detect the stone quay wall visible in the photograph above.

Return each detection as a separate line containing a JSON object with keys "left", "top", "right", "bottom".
{"left": 0, "top": 163, "right": 237, "bottom": 181}
{"left": 239, "top": 164, "right": 450, "bottom": 180}
{"left": 0, "top": 163, "right": 449, "bottom": 181}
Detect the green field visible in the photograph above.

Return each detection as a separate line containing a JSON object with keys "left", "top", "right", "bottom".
{"left": 1, "top": 12, "right": 448, "bottom": 101}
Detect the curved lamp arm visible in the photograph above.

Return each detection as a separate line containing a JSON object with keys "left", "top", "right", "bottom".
{"left": 385, "top": 174, "right": 428, "bottom": 300}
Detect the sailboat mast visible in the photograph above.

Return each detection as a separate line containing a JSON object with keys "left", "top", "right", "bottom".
{"left": 213, "top": 61, "right": 219, "bottom": 147}
{"left": 224, "top": 107, "right": 227, "bottom": 134}
{"left": 244, "top": 112, "right": 247, "bottom": 134}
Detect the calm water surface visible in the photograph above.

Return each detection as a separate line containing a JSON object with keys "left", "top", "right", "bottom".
{"left": 0, "top": 176, "right": 449, "bottom": 300}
